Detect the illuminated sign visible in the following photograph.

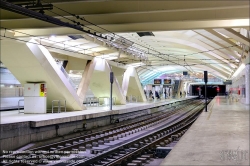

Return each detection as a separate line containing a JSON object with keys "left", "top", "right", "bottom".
{"left": 154, "top": 79, "right": 162, "bottom": 84}
{"left": 163, "top": 79, "right": 171, "bottom": 84}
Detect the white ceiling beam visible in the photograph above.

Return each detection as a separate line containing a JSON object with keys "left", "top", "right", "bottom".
{"left": 145, "top": 36, "right": 234, "bottom": 73}
{"left": 216, "top": 28, "right": 250, "bottom": 46}
{"left": 205, "top": 29, "right": 248, "bottom": 57}
{"left": 179, "top": 30, "right": 237, "bottom": 69}
{"left": 6, "top": 19, "right": 249, "bottom": 35}
{"left": 193, "top": 30, "right": 240, "bottom": 61}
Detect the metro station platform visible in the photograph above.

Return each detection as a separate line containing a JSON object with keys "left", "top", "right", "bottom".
{"left": 0, "top": 97, "right": 195, "bottom": 127}
{"left": 160, "top": 96, "right": 249, "bottom": 166}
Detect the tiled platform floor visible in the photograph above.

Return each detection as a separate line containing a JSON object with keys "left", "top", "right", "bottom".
{"left": 160, "top": 96, "right": 249, "bottom": 166}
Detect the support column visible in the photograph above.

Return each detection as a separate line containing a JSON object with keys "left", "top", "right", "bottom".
{"left": 85, "top": 58, "right": 126, "bottom": 105}
{"left": 245, "top": 64, "right": 250, "bottom": 105}
{"left": 1, "top": 38, "right": 84, "bottom": 111}
{"left": 111, "top": 66, "right": 125, "bottom": 88}
{"left": 65, "top": 57, "right": 87, "bottom": 72}
{"left": 122, "top": 67, "right": 147, "bottom": 102}
{"left": 188, "top": 83, "right": 192, "bottom": 96}
{"left": 77, "top": 58, "right": 97, "bottom": 104}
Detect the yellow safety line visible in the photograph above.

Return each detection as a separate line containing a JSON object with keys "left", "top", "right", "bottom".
{"left": 207, "top": 101, "right": 215, "bottom": 120}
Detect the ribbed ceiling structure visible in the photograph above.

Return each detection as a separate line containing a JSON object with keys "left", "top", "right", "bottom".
{"left": 1, "top": 0, "right": 249, "bottom": 83}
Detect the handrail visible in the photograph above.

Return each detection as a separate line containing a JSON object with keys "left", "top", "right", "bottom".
{"left": 52, "top": 100, "right": 66, "bottom": 113}
{"left": 85, "top": 97, "right": 99, "bottom": 107}
{"left": 52, "top": 100, "right": 60, "bottom": 113}
{"left": 83, "top": 97, "right": 117, "bottom": 107}
{"left": 18, "top": 99, "right": 24, "bottom": 113}
{"left": 127, "top": 95, "right": 139, "bottom": 103}
{"left": 97, "top": 97, "right": 116, "bottom": 106}
{"left": 98, "top": 97, "right": 110, "bottom": 106}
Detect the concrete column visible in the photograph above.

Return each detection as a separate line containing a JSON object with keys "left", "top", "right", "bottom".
{"left": 87, "top": 58, "right": 126, "bottom": 105}
{"left": 169, "top": 86, "right": 172, "bottom": 98}
{"left": 243, "top": 52, "right": 250, "bottom": 104}
{"left": 183, "top": 81, "right": 188, "bottom": 97}
{"left": 175, "top": 80, "right": 182, "bottom": 98}
{"left": 245, "top": 64, "right": 250, "bottom": 104}
{"left": 121, "top": 67, "right": 133, "bottom": 96}
{"left": 77, "top": 58, "right": 97, "bottom": 104}
{"left": 178, "top": 80, "right": 185, "bottom": 98}
{"left": 50, "top": 53, "right": 87, "bottom": 72}
{"left": 65, "top": 57, "right": 87, "bottom": 72}
{"left": 1, "top": 38, "right": 84, "bottom": 111}
{"left": 112, "top": 66, "right": 125, "bottom": 88}
{"left": 122, "top": 67, "right": 147, "bottom": 102}
{"left": 188, "top": 84, "right": 192, "bottom": 96}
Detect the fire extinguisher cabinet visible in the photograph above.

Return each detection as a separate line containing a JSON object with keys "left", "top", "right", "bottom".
{"left": 24, "top": 83, "right": 47, "bottom": 114}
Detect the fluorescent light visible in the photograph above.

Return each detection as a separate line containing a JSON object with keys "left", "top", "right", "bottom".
{"left": 232, "top": 63, "right": 245, "bottom": 78}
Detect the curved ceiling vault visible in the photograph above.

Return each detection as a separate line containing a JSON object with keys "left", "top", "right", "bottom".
{"left": 0, "top": 0, "right": 249, "bottom": 84}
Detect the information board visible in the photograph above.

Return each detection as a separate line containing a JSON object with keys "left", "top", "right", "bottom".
{"left": 154, "top": 79, "right": 162, "bottom": 84}
{"left": 163, "top": 79, "right": 171, "bottom": 84}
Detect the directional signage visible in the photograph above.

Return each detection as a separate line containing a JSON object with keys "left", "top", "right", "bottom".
{"left": 163, "top": 79, "right": 171, "bottom": 84}
{"left": 154, "top": 79, "right": 162, "bottom": 84}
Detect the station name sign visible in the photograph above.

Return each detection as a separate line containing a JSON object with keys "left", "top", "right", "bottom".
{"left": 154, "top": 79, "right": 162, "bottom": 84}
{"left": 163, "top": 79, "right": 171, "bottom": 84}
{"left": 223, "top": 80, "right": 232, "bottom": 85}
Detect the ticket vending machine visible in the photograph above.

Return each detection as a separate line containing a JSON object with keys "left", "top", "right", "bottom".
{"left": 24, "top": 83, "right": 47, "bottom": 114}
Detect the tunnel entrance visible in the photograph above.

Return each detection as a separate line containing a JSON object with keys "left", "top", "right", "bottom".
{"left": 191, "top": 85, "right": 226, "bottom": 98}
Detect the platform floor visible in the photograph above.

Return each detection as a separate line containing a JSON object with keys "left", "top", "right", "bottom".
{"left": 0, "top": 97, "right": 194, "bottom": 125}
{"left": 160, "top": 96, "right": 249, "bottom": 166}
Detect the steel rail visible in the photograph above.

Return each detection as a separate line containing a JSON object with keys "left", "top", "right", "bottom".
{"left": 1, "top": 99, "right": 199, "bottom": 165}
{"left": 64, "top": 100, "right": 206, "bottom": 166}
{"left": 105, "top": 105, "right": 205, "bottom": 166}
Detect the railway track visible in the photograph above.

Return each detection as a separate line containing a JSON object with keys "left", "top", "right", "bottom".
{"left": 1, "top": 99, "right": 207, "bottom": 166}
{"left": 65, "top": 100, "right": 206, "bottom": 166}
{"left": 104, "top": 105, "right": 203, "bottom": 166}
